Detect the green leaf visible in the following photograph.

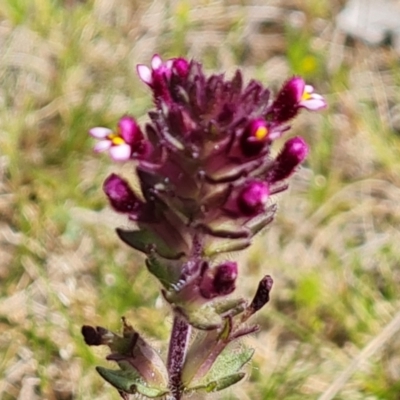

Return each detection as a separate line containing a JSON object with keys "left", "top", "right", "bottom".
{"left": 96, "top": 367, "right": 169, "bottom": 398}
{"left": 182, "top": 319, "right": 252, "bottom": 390}
{"left": 185, "top": 344, "right": 253, "bottom": 394}
{"left": 204, "top": 346, "right": 254, "bottom": 383}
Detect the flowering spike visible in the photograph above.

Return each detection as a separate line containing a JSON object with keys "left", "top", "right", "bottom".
{"left": 86, "top": 54, "right": 326, "bottom": 399}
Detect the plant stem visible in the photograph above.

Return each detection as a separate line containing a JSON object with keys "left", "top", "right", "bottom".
{"left": 167, "top": 314, "right": 191, "bottom": 400}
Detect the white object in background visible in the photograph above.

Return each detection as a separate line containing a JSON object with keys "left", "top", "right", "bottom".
{"left": 337, "top": 0, "right": 400, "bottom": 52}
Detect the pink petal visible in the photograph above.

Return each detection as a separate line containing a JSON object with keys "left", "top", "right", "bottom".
{"left": 301, "top": 97, "right": 327, "bottom": 111}
{"left": 94, "top": 140, "right": 112, "bottom": 152}
{"left": 109, "top": 144, "right": 131, "bottom": 161}
{"left": 89, "top": 127, "right": 112, "bottom": 138}
{"left": 165, "top": 59, "right": 174, "bottom": 69}
{"left": 268, "top": 130, "right": 282, "bottom": 141}
{"left": 151, "top": 54, "right": 163, "bottom": 69}
{"left": 304, "top": 84, "right": 314, "bottom": 93}
{"left": 137, "top": 65, "right": 153, "bottom": 84}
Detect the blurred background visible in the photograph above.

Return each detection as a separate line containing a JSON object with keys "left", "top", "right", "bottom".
{"left": 1, "top": 0, "right": 400, "bottom": 399}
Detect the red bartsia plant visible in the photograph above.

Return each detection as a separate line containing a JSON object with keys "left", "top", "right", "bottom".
{"left": 83, "top": 54, "right": 326, "bottom": 400}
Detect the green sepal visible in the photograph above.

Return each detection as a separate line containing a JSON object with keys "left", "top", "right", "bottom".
{"left": 187, "top": 372, "right": 245, "bottom": 393}
{"left": 208, "top": 372, "right": 246, "bottom": 391}
{"left": 247, "top": 210, "right": 276, "bottom": 235}
{"left": 155, "top": 121, "right": 185, "bottom": 151}
{"left": 177, "top": 304, "right": 222, "bottom": 331}
{"left": 204, "top": 237, "right": 251, "bottom": 257}
{"left": 96, "top": 367, "right": 169, "bottom": 398}
{"left": 146, "top": 251, "right": 182, "bottom": 289}
{"left": 204, "top": 161, "right": 249, "bottom": 183}
{"left": 117, "top": 228, "right": 184, "bottom": 259}
{"left": 166, "top": 297, "right": 246, "bottom": 332}
{"left": 213, "top": 297, "right": 247, "bottom": 317}
{"left": 199, "top": 220, "right": 250, "bottom": 239}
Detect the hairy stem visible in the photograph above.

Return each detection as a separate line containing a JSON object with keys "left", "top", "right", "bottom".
{"left": 167, "top": 314, "right": 191, "bottom": 400}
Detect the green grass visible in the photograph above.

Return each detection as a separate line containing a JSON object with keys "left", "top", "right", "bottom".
{"left": 1, "top": 0, "right": 400, "bottom": 399}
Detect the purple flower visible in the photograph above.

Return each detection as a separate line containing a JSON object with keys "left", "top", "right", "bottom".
{"left": 137, "top": 55, "right": 190, "bottom": 102}
{"left": 271, "top": 76, "right": 326, "bottom": 123}
{"left": 89, "top": 116, "right": 145, "bottom": 161}
{"left": 136, "top": 54, "right": 174, "bottom": 86}
{"left": 136, "top": 54, "right": 189, "bottom": 88}
{"left": 240, "top": 119, "right": 269, "bottom": 157}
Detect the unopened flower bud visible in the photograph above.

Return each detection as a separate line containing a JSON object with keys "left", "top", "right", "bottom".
{"left": 269, "top": 136, "right": 308, "bottom": 183}
{"left": 82, "top": 325, "right": 113, "bottom": 346}
{"left": 172, "top": 57, "right": 190, "bottom": 78}
{"left": 237, "top": 180, "right": 270, "bottom": 216}
{"left": 200, "top": 261, "right": 238, "bottom": 299}
{"left": 103, "top": 173, "right": 143, "bottom": 214}
{"left": 248, "top": 275, "right": 273, "bottom": 316}
{"left": 213, "top": 261, "right": 238, "bottom": 296}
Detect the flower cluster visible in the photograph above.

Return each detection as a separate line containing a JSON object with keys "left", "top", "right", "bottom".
{"left": 84, "top": 54, "right": 326, "bottom": 400}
